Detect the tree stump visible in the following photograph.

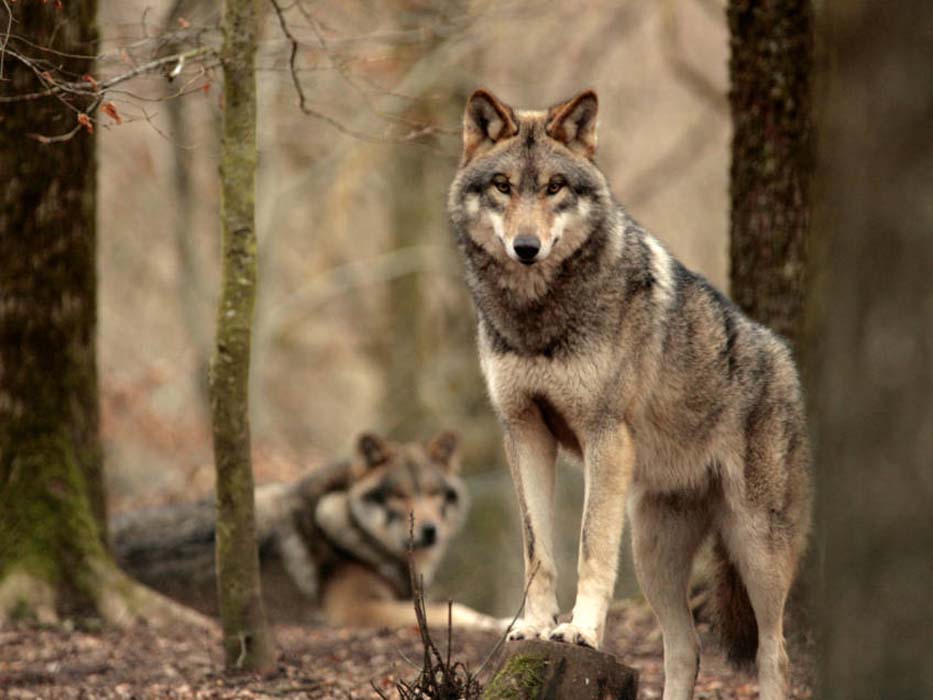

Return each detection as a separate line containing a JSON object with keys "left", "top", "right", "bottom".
{"left": 483, "top": 640, "right": 638, "bottom": 699}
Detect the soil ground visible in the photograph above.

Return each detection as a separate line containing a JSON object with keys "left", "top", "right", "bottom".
{"left": 0, "top": 600, "right": 813, "bottom": 699}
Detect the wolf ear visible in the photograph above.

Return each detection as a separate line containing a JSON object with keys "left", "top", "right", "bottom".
{"left": 356, "top": 432, "right": 391, "bottom": 469}
{"left": 426, "top": 430, "right": 461, "bottom": 473}
{"left": 546, "top": 89, "right": 598, "bottom": 159}
{"left": 462, "top": 89, "right": 518, "bottom": 164}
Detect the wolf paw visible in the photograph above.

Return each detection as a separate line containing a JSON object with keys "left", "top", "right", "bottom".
{"left": 505, "top": 618, "right": 552, "bottom": 642}
{"left": 548, "top": 622, "right": 598, "bottom": 649}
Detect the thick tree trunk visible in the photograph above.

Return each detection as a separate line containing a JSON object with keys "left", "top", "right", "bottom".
{"left": 0, "top": 1, "right": 107, "bottom": 544}
{"left": 0, "top": 0, "right": 107, "bottom": 623}
{"left": 0, "top": 2, "right": 208, "bottom": 630}
{"left": 209, "top": 0, "right": 275, "bottom": 672}
{"left": 728, "top": 0, "right": 813, "bottom": 348}
{"left": 809, "top": 2, "right": 933, "bottom": 697}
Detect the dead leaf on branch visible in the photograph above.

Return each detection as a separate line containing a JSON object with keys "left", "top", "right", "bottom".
{"left": 77, "top": 112, "right": 94, "bottom": 134}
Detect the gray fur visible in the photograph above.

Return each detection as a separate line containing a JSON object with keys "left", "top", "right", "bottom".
{"left": 448, "top": 89, "right": 811, "bottom": 700}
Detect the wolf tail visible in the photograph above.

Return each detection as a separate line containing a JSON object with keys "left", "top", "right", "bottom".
{"left": 712, "top": 534, "right": 758, "bottom": 668}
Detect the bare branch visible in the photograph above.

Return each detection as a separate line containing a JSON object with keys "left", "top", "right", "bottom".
{"left": 0, "top": 44, "right": 217, "bottom": 103}
{"left": 0, "top": 0, "right": 13, "bottom": 80}
{"left": 265, "top": 0, "right": 448, "bottom": 147}
{"left": 27, "top": 96, "right": 102, "bottom": 144}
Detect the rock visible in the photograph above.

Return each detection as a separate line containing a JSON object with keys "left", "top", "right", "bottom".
{"left": 482, "top": 639, "right": 638, "bottom": 699}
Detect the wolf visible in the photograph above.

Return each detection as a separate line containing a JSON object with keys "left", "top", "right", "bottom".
{"left": 447, "top": 88, "right": 811, "bottom": 700}
{"left": 113, "top": 431, "right": 501, "bottom": 631}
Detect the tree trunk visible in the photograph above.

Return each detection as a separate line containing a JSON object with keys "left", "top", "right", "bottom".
{"left": 209, "top": 0, "right": 275, "bottom": 672}
{"left": 382, "top": 140, "right": 433, "bottom": 437}
{"left": 0, "top": 0, "right": 106, "bottom": 624}
{"left": 809, "top": 2, "right": 933, "bottom": 697}
{"left": 0, "top": 1, "right": 208, "bottom": 631}
{"left": 728, "top": 0, "right": 813, "bottom": 348}
{"left": 162, "top": 0, "right": 214, "bottom": 418}
{"left": 0, "top": 1, "right": 106, "bottom": 544}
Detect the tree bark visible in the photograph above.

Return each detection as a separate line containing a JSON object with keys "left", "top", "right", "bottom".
{"left": 0, "top": 0, "right": 106, "bottom": 624}
{"left": 809, "top": 2, "right": 933, "bottom": 697}
{"left": 728, "top": 0, "right": 813, "bottom": 348}
{"left": 209, "top": 0, "right": 275, "bottom": 672}
{"left": 0, "top": 1, "right": 209, "bottom": 631}
{"left": 0, "top": 1, "right": 106, "bottom": 544}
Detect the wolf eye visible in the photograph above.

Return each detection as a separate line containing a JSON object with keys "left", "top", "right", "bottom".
{"left": 492, "top": 175, "right": 511, "bottom": 195}
{"left": 444, "top": 488, "right": 459, "bottom": 505}
{"left": 546, "top": 176, "right": 566, "bottom": 195}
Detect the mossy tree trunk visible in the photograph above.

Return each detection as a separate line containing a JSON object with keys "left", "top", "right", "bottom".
{"left": 728, "top": 0, "right": 813, "bottom": 348}
{"left": 809, "top": 2, "right": 933, "bottom": 697}
{"left": 0, "top": 1, "right": 106, "bottom": 544}
{"left": 0, "top": 1, "right": 208, "bottom": 630}
{"left": 209, "top": 0, "right": 275, "bottom": 672}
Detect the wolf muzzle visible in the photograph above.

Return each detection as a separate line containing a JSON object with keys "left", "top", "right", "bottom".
{"left": 513, "top": 234, "right": 541, "bottom": 264}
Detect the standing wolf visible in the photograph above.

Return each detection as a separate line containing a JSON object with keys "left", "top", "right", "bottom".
{"left": 447, "top": 89, "right": 810, "bottom": 700}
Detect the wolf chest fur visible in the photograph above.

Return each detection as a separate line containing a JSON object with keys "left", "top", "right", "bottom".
{"left": 447, "top": 89, "right": 811, "bottom": 700}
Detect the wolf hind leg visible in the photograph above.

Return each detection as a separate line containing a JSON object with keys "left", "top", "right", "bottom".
{"left": 718, "top": 508, "right": 797, "bottom": 700}
{"left": 502, "top": 413, "right": 560, "bottom": 641}
{"left": 630, "top": 488, "right": 712, "bottom": 700}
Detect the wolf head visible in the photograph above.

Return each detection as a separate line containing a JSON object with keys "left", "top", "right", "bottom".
{"left": 343, "top": 431, "right": 468, "bottom": 566}
{"left": 447, "top": 89, "right": 614, "bottom": 299}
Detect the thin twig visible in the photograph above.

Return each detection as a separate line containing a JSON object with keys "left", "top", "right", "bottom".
{"left": 27, "top": 95, "right": 102, "bottom": 144}
{"left": 0, "top": 44, "right": 216, "bottom": 103}
{"left": 266, "top": 0, "right": 449, "bottom": 148}
{"left": 0, "top": 0, "right": 13, "bottom": 80}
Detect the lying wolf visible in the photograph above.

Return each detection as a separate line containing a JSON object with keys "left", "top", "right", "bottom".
{"left": 447, "top": 88, "right": 811, "bottom": 700}
{"left": 113, "top": 431, "right": 500, "bottom": 630}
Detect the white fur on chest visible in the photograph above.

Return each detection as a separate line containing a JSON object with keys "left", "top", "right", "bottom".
{"left": 479, "top": 329, "right": 617, "bottom": 427}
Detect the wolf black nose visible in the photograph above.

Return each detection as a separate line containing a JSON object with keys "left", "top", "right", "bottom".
{"left": 421, "top": 524, "right": 437, "bottom": 546}
{"left": 513, "top": 235, "right": 540, "bottom": 264}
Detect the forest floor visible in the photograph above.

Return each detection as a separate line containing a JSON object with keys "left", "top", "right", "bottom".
{"left": 0, "top": 598, "right": 814, "bottom": 699}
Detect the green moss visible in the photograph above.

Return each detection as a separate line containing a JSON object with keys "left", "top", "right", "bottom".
{"left": 10, "top": 598, "right": 35, "bottom": 622}
{"left": 0, "top": 432, "right": 108, "bottom": 616}
{"left": 482, "top": 654, "right": 548, "bottom": 700}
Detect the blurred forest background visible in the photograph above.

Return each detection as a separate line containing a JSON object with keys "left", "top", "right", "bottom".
{"left": 97, "top": 0, "right": 730, "bottom": 616}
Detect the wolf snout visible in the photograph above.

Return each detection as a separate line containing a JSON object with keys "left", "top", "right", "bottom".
{"left": 419, "top": 523, "right": 437, "bottom": 547}
{"left": 513, "top": 235, "right": 541, "bottom": 264}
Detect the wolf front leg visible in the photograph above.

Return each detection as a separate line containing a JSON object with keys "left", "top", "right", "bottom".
{"left": 503, "top": 411, "right": 560, "bottom": 642}
{"left": 550, "top": 422, "right": 634, "bottom": 649}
